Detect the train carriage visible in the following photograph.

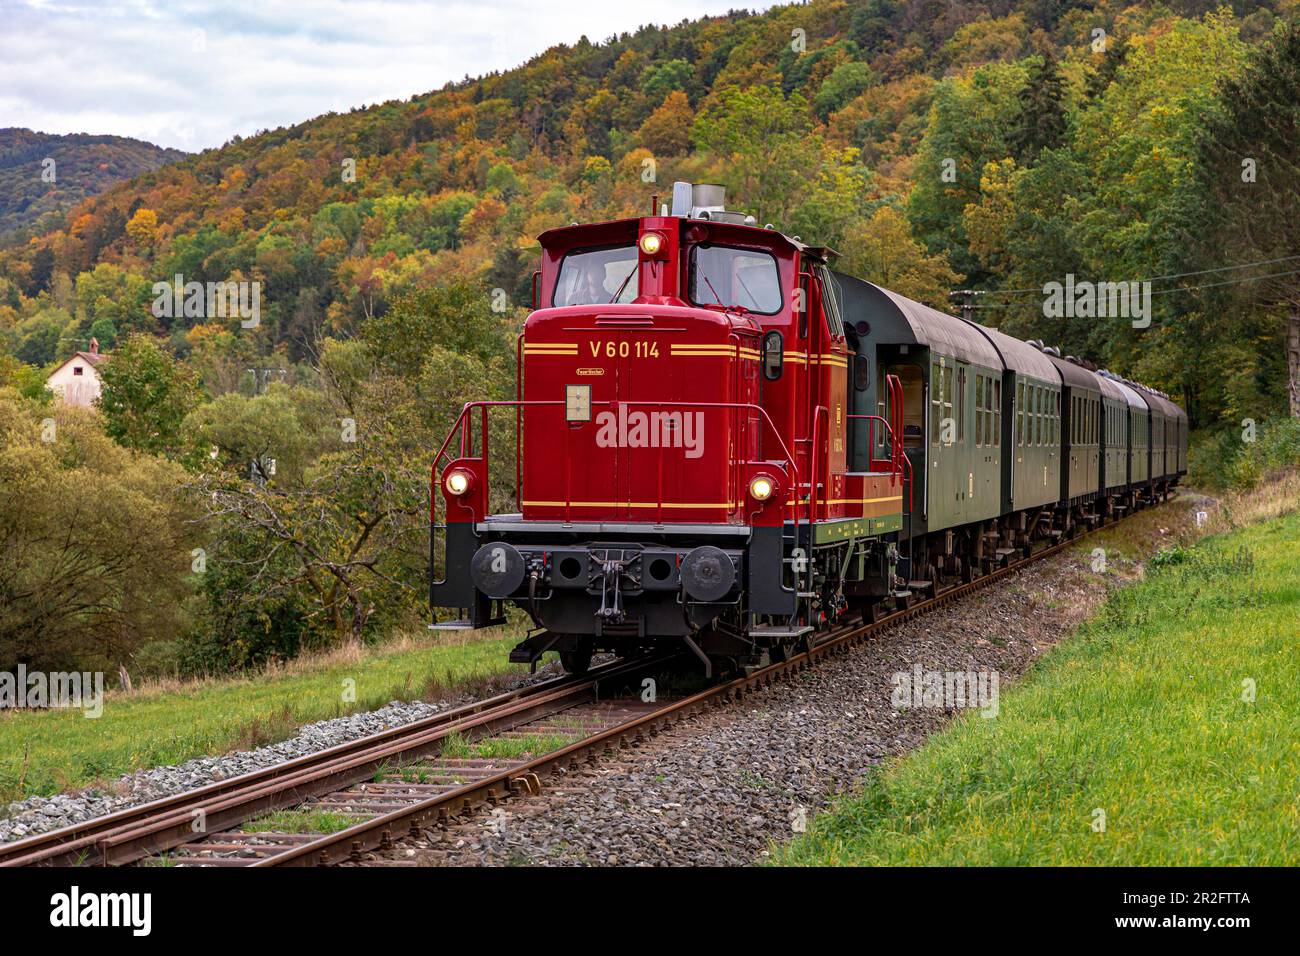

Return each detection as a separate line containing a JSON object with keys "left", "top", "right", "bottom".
{"left": 1101, "top": 373, "right": 1148, "bottom": 490}
{"left": 836, "top": 277, "right": 1004, "bottom": 537}
{"left": 1096, "top": 373, "right": 1129, "bottom": 496}
{"left": 1141, "top": 387, "right": 1187, "bottom": 487}
{"left": 1042, "top": 352, "right": 1102, "bottom": 506}
{"left": 968, "top": 323, "right": 1060, "bottom": 514}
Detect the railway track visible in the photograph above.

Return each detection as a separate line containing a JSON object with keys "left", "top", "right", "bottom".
{"left": 0, "top": 501, "right": 1167, "bottom": 868}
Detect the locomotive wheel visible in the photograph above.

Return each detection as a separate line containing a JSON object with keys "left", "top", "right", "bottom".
{"left": 559, "top": 642, "right": 593, "bottom": 675}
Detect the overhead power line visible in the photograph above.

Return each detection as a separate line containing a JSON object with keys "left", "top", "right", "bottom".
{"left": 953, "top": 253, "right": 1300, "bottom": 301}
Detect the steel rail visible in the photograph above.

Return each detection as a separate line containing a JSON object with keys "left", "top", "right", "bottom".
{"left": 0, "top": 654, "right": 666, "bottom": 868}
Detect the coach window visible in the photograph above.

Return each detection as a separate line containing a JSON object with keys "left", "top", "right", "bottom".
{"left": 1027, "top": 386, "right": 1034, "bottom": 446}
{"left": 930, "top": 362, "right": 942, "bottom": 446}
{"left": 945, "top": 364, "right": 955, "bottom": 443}
{"left": 994, "top": 380, "right": 1002, "bottom": 446}
{"left": 974, "top": 374, "right": 984, "bottom": 446}
{"left": 956, "top": 367, "right": 965, "bottom": 442}
{"left": 1034, "top": 386, "right": 1042, "bottom": 445}
{"left": 1015, "top": 382, "right": 1023, "bottom": 446}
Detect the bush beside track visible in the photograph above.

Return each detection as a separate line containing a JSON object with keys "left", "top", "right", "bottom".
{"left": 775, "top": 486, "right": 1300, "bottom": 866}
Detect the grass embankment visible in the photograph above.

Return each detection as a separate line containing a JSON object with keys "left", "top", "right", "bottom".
{"left": 777, "top": 489, "right": 1300, "bottom": 865}
{"left": 0, "top": 624, "right": 535, "bottom": 805}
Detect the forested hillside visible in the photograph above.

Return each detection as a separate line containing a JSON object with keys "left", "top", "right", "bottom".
{"left": 0, "top": 129, "right": 186, "bottom": 243}
{"left": 2, "top": 0, "right": 1297, "bottom": 677}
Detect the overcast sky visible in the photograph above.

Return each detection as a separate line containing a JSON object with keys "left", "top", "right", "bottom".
{"left": 1, "top": 0, "right": 777, "bottom": 153}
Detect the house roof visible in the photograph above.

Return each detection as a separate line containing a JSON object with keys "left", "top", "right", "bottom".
{"left": 47, "top": 351, "right": 110, "bottom": 377}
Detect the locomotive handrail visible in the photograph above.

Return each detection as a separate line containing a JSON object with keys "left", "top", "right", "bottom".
{"left": 845, "top": 373, "right": 911, "bottom": 512}
{"left": 431, "top": 398, "right": 806, "bottom": 532}
{"left": 852, "top": 413, "right": 897, "bottom": 470}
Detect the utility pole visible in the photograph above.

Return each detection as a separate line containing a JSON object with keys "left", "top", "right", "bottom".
{"left": 950, "top": 289, "right": 977, "bottom": 322}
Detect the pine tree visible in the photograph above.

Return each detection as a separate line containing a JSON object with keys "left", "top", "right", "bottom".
{"left": 1008, "top": 51, "right": 1067, "bottom": 166}
{"left": 1189, "top": 21, "right": 1300, "bottom": 418}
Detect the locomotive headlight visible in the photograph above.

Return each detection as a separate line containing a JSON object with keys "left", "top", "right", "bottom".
{"left": 444, "top": 469, "right": 472, "bottom": 497}
{"left": 639, "top": 232, "right": 664, "bottom": 256}
{"left": 749, "top": 475, "right": 775, "bottom": 502}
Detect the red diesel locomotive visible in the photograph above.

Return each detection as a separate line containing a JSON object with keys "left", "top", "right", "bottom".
{"left": 431, "top": 183, "right": 1184, "bottom": 675}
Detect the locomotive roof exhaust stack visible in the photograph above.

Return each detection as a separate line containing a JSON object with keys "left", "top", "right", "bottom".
{"left": 669, "top": 181, "right": 758, "bottom": 226}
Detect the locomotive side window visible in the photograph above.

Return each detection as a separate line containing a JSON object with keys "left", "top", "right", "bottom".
{"left": 554, "top": 245, "right": 638, "bottom": 307}
{"left": 853, "top": 353, "right": 870, "bottom": 391}
{"left": 762, "top": 330, "right": 784, "bottom": 380}
{"left": 814, "top": 265, "right": 846, "bottom": 337}
{"left": 688, "top": 245, "right": 782, "bottom": 314}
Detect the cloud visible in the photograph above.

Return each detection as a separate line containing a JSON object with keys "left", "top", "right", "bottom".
{"left": 0, "top": 0, "right": 775, "bottom": 151}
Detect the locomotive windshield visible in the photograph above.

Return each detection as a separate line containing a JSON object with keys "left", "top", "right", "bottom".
{"left": 688, "top": 244, "right": 782, "bottom": 314}
{"left": 554, "top": 245, "right": 638, "bottom": 307}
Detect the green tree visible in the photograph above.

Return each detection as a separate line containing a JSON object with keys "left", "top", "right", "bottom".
{"left": 1007, "top": 52, "right": 1067, "bottom": 166}
{"left": 361, "top": 280, "right": 515, "bottom": 379}
{"left": 88, "top": 316, "right": 118, "bottom": 350}
{"left": 692, "top": 85, "right": 824, "bottom": 229}
{"left": 97, "top": 333, "right": 204, "bottom": 459}
{"left": 1179, "top": 18, "right": 1300, "bottom": 420}
{"left": 908, "top": 60, "right": 1033, "bottom": 279}
{"left": 0, "top": 390, "right": 195, "bottom": 671}
{"left": 813, "top": 61, "right": 877, "bottom": 120}
{"left": 640, "top": 59, "right": 693, "bottom": 100}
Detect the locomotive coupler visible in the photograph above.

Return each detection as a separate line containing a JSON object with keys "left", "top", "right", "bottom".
{"left": 596, "top": 554, "right": 629, "bottom": 623}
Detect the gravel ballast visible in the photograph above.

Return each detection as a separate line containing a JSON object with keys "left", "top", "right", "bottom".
{"left": 0, "top": 659, "right": 586, "bottom": 843}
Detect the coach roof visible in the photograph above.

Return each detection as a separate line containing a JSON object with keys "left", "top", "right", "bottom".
{"left": 1042, "top": 351, "right": 1101, "bottom": 393}
{"left": 965, "top": 321, "right": 1058, "bottom": 382}
{"left": 1100, "top": 374, "right": 1149, "bottom": 411}
{"left": 831, "top": 272, "right": 1003, "bottom": 369}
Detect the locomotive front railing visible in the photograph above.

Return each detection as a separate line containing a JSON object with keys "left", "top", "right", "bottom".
{"left": 431, "top": 398, "right": 805, "bottom": 535}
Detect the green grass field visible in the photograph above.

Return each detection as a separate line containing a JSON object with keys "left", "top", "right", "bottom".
{"left": 776, "top": 510, "right": 1300, "bottom": 866}
{"left": 0, "top": 625, "right": 534, "bottom": 805}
